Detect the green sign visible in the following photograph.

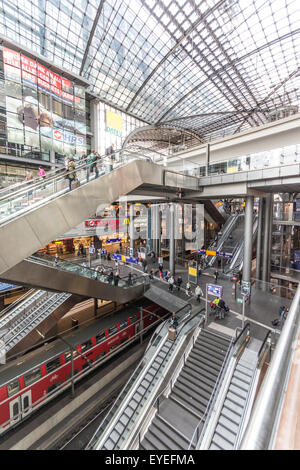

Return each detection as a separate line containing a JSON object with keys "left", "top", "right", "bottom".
{"left": 105, "top": 125, "right": 122, "bottom": 137}
{"left": 237, "top": 298, "right": 243, "bottom": 304}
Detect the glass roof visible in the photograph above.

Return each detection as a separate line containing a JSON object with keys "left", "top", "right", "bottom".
{"left": 0, "top": 0, "right": 299, "bottom": 141}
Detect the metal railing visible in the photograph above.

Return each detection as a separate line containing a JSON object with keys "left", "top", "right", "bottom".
{"left": 86, "top": 303, "right": 194, "bottom": 450}
{"left": 240, "top": 283, "right": 300, "bottom": 449}
{"left": 28, "top": 253, "right": 148, "bottom": 290}
{"left": 233, "top": 329, "right": 272, "bottom": 449}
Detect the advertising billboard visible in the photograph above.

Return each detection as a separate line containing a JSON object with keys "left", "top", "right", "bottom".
{"left": 105, "top": 109, "right": 122, "bottom": 137}
{"left": 2, "top": 46, "right": 86, "bottom": 156}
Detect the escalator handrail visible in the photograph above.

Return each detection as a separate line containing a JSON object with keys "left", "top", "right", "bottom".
{"left": 233, "top": 322, "right": 251, "bottom": 346}
{"left": 233, "top": 329, "right": 272, "bottom": 449}
{"left": 188, "top": 334, "right": 234, "bottom": 449}
{"left": 28, "top": 253, "right": 149, "bottom": 287}
{"left": 0, "top": 288, "right": 36, "bottom": 321}
{"left": 0, "top": 147, "right": 151, "bottom": 204}
{"left": 87, "top": 302, "right": 194, "bottom": 449}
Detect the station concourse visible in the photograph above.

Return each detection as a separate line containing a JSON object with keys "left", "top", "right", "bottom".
{"left": 0, "top": 0, "right": 299, "bottom": 452}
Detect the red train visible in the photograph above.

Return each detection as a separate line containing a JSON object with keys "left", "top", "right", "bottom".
{"left": 0, "top": 301, "right": 168, "bottom": 434}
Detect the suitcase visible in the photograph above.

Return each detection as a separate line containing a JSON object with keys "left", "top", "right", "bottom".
{"left": 168, "top": 327, "right": 176, "bottom": 341}
{"left": 71, "top": 179, "right": 80, "bottom": 189}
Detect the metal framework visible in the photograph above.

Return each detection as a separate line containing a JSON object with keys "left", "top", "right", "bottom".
{"left": 0, "top": 0, "right": 299, "bottom": 143}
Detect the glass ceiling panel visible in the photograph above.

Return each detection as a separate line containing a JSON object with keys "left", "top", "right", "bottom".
{"left": 0, "top": 0, "right": 299, "bottom": 141}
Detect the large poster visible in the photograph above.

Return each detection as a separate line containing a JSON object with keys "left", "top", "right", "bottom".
{"left": 2, "top": 47, "right": 86, "bottom": 156}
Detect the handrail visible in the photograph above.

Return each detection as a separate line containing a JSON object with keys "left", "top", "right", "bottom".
{"left": 0, "top": 147, "right": 152, "bottom": 204}
{"left": 233, "top": 322, "right": 251, "bottom": 346}
{"left": 241, "top": 283, "right": 300, "bottom": 449}
{"left": 0, "top": 288, "right": 36, "bottom": 321}
{"left": 233, "top": 329, "right": 273, "bottom": 449}
{"left": 133, "top": 310, "right": 205, "bottom": 449}
{"left": 87, "top": 302, "right": 194, "bottom": 449}
{"left": 188, "top": 334, "right": 234, "bottom": 449}
{"left": 28, "top": 253, "right": 148, "bottom": 287}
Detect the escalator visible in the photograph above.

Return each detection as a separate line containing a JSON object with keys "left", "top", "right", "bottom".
{"left": 0, "top": 288, "right": 79, "bottom": 358}
{"left": 206, "top": 214, "right": 241, "bottom": 266}
{"left": 223, "top": 215, "right": 258, "bottom": 275}
{"left": 0, "top": 253, "right": 149, "bottom": 302}
{"left": 0, "top": 151, "right": 200, "bottom": 276}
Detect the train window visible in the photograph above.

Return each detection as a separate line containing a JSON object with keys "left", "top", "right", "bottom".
{"left": 129, "top": 314, "right": 137, "bottom": 324}
{"left": 96, "top": 332, "right": 106, "bottom": 344}
{"left": 24, "top": 368, "right": 42, "bottom": 387}
{"left": 108, "top": 326, "right": 118, "bottom": 337}
{"left": 119, "top": 320, "right": 128, "bottom": 330}
{"left": 47, "top": 381, "right": 62, "bottom": 394}
{"left": 12, "top": 402, "right": 19, "bottom": 419}
{"left": 46, "top": 357, "right": 61, "bottom": 374}
{"left": 23, "top": 396, "right": 30, "bottom": 412}
{"left": 81, "top": 340, "right": 93, "bottom": 352}
{"left": 7, "top": 380, "right": 20, "bottom": 397}
{"left": 64, "top": 350, "right": 78, "bottom": 362}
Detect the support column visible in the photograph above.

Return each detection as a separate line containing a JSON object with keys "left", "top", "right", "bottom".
{"left": 267, "top": 194, "right": 274, "bottom": 280}
{"left": 181, "top": 204, "right": 185, "bottom": 264}
{"left": 262, "top": 194, "right": 272, "bottom": 283}
{"left": 169, "top": 203, "right": 175, "bottom": 275}
{"left": 130, "top": 203, "right": 134, "bottom": 256}
{"left": 205, "top": 143, "right": 210, "bottom": 177}
{"left": 147, "top": 206, "right": 152, "bottom": 253}
{"left": 256, "top": 198, "right": 263, "bottom": 280}
{"left": 243, "top": 196, "right": 254, "bottom": 284}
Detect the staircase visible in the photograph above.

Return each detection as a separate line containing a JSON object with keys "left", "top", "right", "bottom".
{"left": 209, "top": 346, "right": 258, "bottom": 450}
{"left": 140, "top": 329, "right": 232, "bottom": 450}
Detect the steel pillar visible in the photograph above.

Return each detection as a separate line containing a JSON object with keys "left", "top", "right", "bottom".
{"left": 262, "top": 194, "right": 272, "bottom": 284}
{"left": 242, "top": 196, "right": 254, "bottom": 283}
{"left": 169, "top": 203, "right": 175, "bottom": 275}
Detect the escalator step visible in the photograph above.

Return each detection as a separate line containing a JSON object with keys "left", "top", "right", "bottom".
{"left": 194, "top": 341, "right": 227, "bottom": 360}
{"left": 192, "top": 347, "right": 224, "bottom": 365}
{"left": 146, "top": 428, "right": 172, "bottom": 450}
{"left": 218, "top": 414, "right": 239, "bottom": 435}
{"left": 213, "top": 429, "right": 235, "bottom": 450}
{"left": 228, "top": 384, "right": 248, "bottom": 401}
{"left": 176, "top": 376, "right": 211, "bottom": 402}
{"left": 196, "top": 336, "right": 229, "bottom": 353}
{"left": 180, "top": 370, "right": 214, "bottom": 394}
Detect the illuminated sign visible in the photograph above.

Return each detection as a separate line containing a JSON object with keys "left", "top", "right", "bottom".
{"left": 207, "top": 284, "right": 223, "bottom": 298}
{"left": 105, "top": 110, "right": 122, "bottom": 137}
{"left": 85, "top": 219, "right": 120, "bottom": 229}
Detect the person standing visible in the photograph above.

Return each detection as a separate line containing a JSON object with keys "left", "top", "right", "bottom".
{"left": 214, "top": 269, "right": 219, "bottom": 283}
{"left": 67, "top": 159, "right": 76, "bottom": 191}
{"left": 195, "top": 285, "right": 203, "bottom": 303}
{"left": 176, "top": 275, "right": 183, "bottom": 292}
{"left": 186, "top": 281, "right": 192, "bottom": 297}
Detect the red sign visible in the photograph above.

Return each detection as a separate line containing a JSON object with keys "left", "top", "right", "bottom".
{"left": 85, "top": 219, "right": 120, "bottom": 229}
{"left": 3, "top": 47, "right": 79, "bottom": 104}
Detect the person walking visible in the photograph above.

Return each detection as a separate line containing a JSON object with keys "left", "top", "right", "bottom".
{"left": 168, "top": 275, "right": 175, "bottom": 292}
{"left": 107, "top": 271, "right": 114, "bottom": 285}
{"left": 214, "top": 269, "right": 219, "bottom": 283}
{"left": 195, "top": 285, "right": 203, "bottom": 303}
{"left": 114, "top": 271, "right": 120, "bottom": 287}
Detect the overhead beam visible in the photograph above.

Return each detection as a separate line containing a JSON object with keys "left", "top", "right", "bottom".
{"left": 79, "top": 0, "right": 106, "bottom": 76}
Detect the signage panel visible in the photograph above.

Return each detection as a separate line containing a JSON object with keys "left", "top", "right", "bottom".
{"left": 206, "top": 284, "right": 223, "bottom": 298}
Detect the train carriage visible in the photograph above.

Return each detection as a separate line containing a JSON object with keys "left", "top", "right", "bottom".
{"left": 0, "top": 301, "right": 168, "bottom": 434}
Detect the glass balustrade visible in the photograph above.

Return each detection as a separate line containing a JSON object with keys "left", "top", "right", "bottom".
{"left": 29, "top": 253, "right": 147, "bottom": 290}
